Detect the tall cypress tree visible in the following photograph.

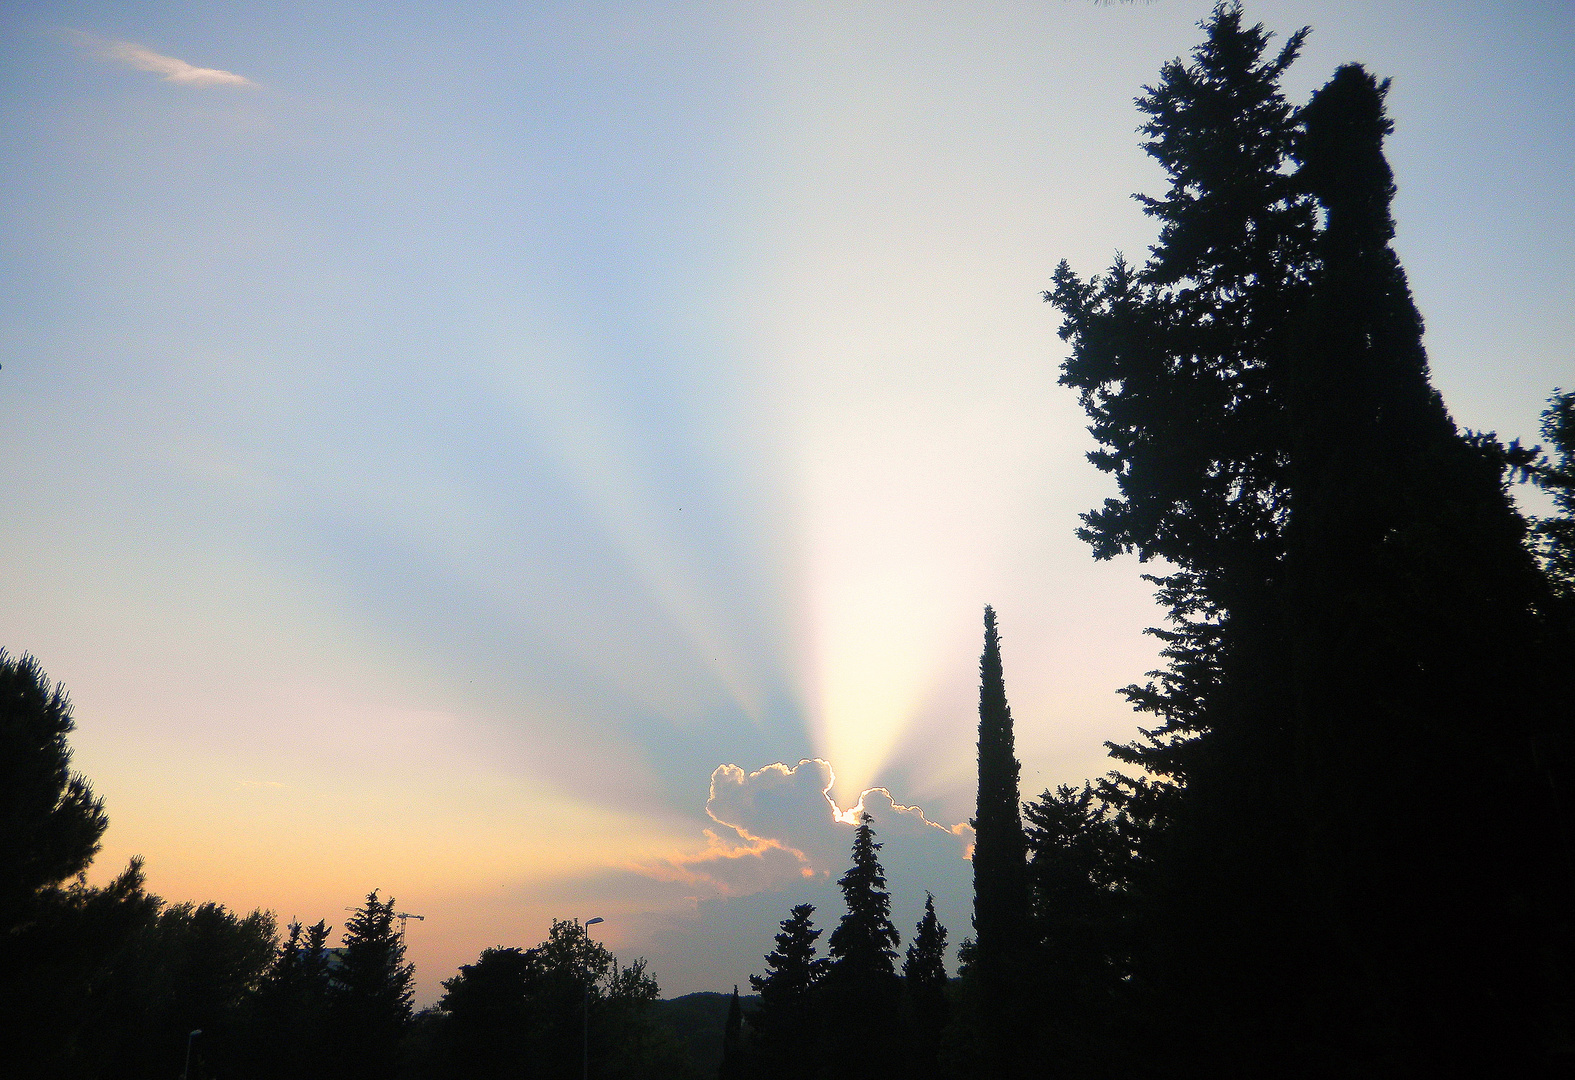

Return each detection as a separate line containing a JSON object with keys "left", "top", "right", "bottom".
{"left": 1285, "top": 63, "right": 1569, "bottom": 1072}
{"left": 971, "top": 606, "right": 1028, "bottom": 1068}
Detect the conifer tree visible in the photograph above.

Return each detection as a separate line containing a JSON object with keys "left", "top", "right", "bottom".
{"left": 748, "top": 904, "right": 828, "bottom": 1080}
{"left": 827, "top": 815, "right": 901, "bottom": 981}
{"left": 327, "top": 891, "right": 415, "bottom": 1080}
{"left": 241, "top": 918, "right": 334, "bottom": 1079}
{"left": 1047, "top": 8, "right": 1574, "bottom": 1071}
{"left": 0, "top": 651, "right": 156, "bottom": 1075}
{"left": 1284, "top": 62, "right": 1568, "bottom": 1071}
{"left": 1045, "top": 5, "right": 1319, "bottom": 1064}
{"left": 902, "top": 894, "right": 949, "bottom": 1079}
{"left": 1, "top": 650, "right": 110, "bottom": 929}
{"left": 823, "top": 815, "right": 902, "bottom": 1076}
{"left": 1533, "top": 390, "right": 1575, "bottom": 598}
{"left": 971, "top": 606, "right": 1029, "bottom": 1070}
{"left": 718, "top": 985, "right": 744, "bottom": 1080}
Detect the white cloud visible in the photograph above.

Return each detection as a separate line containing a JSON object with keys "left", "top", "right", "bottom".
{"left": 629, "top": 760, "right": 973, "bottom": 899}
{"left": 72, "top": 31, "right": 255, "bottom": 88}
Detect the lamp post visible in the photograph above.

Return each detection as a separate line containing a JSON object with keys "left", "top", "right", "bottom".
{"left": 182, "top": 1029, "right": 202, "bottom": 1080}
{"left": 583, "top": 917, "right": 604, "bottom": 1080}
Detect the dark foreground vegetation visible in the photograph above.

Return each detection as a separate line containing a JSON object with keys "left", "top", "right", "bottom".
{"left": 4, "top": 4, "right": 1573, "bottom": 1077}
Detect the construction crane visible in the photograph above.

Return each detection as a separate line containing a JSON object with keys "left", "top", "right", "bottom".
{"left": 343, "top": 907, "right": 426, "bottom": 938}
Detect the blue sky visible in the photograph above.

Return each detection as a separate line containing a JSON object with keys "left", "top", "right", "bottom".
{"left": 2, "top": 1, "right": 1570, "bottom": 1001}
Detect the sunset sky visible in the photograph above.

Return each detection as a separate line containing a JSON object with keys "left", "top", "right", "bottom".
{"left": 2, "top": 0, "right": 1570, "bottom": 1004}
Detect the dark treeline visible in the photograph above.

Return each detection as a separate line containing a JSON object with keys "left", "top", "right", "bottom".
{"left": 7, "top": 4, "right": 1574, "bottom": 1078}
{"left": 738, "top": 4, "right": 1574, "bottom": 1077}
{"left": 1010, "top": 3, "right": 1573, "bottom": 1076}
{"left": 0, "top": 646, "right": 695, "bottom": 1078}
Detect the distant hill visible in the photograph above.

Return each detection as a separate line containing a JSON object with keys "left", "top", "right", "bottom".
{"left": 651, "top": 991, "right": 758, "bottom": 1078}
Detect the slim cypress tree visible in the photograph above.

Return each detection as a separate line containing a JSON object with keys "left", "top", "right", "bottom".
{"left": 971, "top": 607, "right": 1029, "bottom": 1068}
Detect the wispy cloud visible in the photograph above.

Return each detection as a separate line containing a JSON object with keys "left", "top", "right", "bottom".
{"left": 70, "top": 30, "right": 255, "bottom": 88}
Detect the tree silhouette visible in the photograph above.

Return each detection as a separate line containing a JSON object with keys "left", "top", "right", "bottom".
{"left": 1046, "top": 5, "right": 1575, "bottom": 1073}
{"left": 823, "top": 815, "right": 902, "bottom": 1077}
{"left": 1046, "top": 4, "right": 1319, "bottom": 1066}
{"left": 718, "top": 985, "right": 744, "bottom": 1080}
{"left": 0, "top": 651, "right": 157, "bottom": 1076}
{"left": 970, "top": 606, "right": 1029, "bottom": 1071}
{"left": 1533, "top": 390, "right": 1575, "bottom": 598}
{"left": 748, "top": 903, "right": 828, "bottom": 1080}
{"left": 423, "top": 918, "right": 676, "bottom": 1080}
{"left": 1022, "top": 784, "right": 1129, "bottom": 1073}
{"left": 326, "top": 891, "right": 414, "bottom": 1080}
{"left": 827, "top": 815, "right": 901, "bottom": 980}
{"left": 1282, "top": 61, "right": 1568, "bottom": 1072}
{"left": 237, "top": 918, "right": 335, "bottom": 1079}
{"left": 901, "top": 893, "right": 949, "bottom": 1079}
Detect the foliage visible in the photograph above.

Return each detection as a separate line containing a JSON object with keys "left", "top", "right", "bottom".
{"left": 823, "top": 816, "right": 903, "bottom": 1076}
{"left": 718, "top": 986, "right": 745, "bottom": 1080}
{"left": 0, "top": 651, "right": 160, "bottom": 1077}
{"left": 1046, "top": 4, "right": 1574, "bottom": 1073}
{"left": 0, "top": 650, "right": 109, "bottom": 927}
{"left": 427, "top": 918, "right": 681, "bottom": 1080}
{"left": 1532, "top": 390, "right": 1575, "bottom": 597}
{"left": 327, "top": 891, "right": 415, "bottom": 1080}
{"left": 901, "top": 894, "right": 949, "bottom": 1079}
{"left": 970, "top": 606, "right": 1029, "bottom": 1071}
{"left": 826, "top": 815, "right": 901, "bottom": 982}
{"left": 747, "top": 903, "right": 828, "bottom": 1080}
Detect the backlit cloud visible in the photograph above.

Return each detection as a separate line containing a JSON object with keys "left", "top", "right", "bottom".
{"left": 630, "top": 760, "right": 973, "bottom": 900}
{"left": 71, "top": 31, "right": 255, "bottom": 87}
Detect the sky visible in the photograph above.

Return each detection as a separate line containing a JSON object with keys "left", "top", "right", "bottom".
{"left": 2, "top": 0, "right": 1570, "bottom": 1004}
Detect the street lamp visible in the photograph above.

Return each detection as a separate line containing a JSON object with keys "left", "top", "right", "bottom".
{"left": 182, "top": 1030, "right": 202, "bottom": 1080}
{"left": 583, "top": 917, "right": 604, "bottom": 1080}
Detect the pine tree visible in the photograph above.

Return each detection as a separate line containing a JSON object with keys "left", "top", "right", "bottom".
{"left": 327, "top": 891, "right": 415, "bottom": 1080}
{"left": 241, "top": 918, "right": 334, "bottom": 1079}
{"left": 970, "top": 605, "right": 1029, "bottom": 1068}
{"left": 823, "top": 816, "right": 902, "bottom": 1076}
{"left": 902, "top": 894, "right": 949, "bottom": 1079}
{"left": 748, "top": 904, "right": 828, "bottom": 1080}
{"left": 827, "top": 815, "right": 901, "bottom": 981}
{"left": 1, "top": 650, "right": 109, "bottom": 929}
{"left": 0, "top": 651, "right": 156, "bottom": 1075}
{"left": 1047, "top": 8, "right": 1574, "bottom": 1071}
{"left": 1046, "top": 1, "right": 1315, "bottom": 796}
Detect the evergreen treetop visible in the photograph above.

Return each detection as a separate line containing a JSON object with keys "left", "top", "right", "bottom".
{"left": 827, "top": 815, "right": 900, "bottom": 981}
